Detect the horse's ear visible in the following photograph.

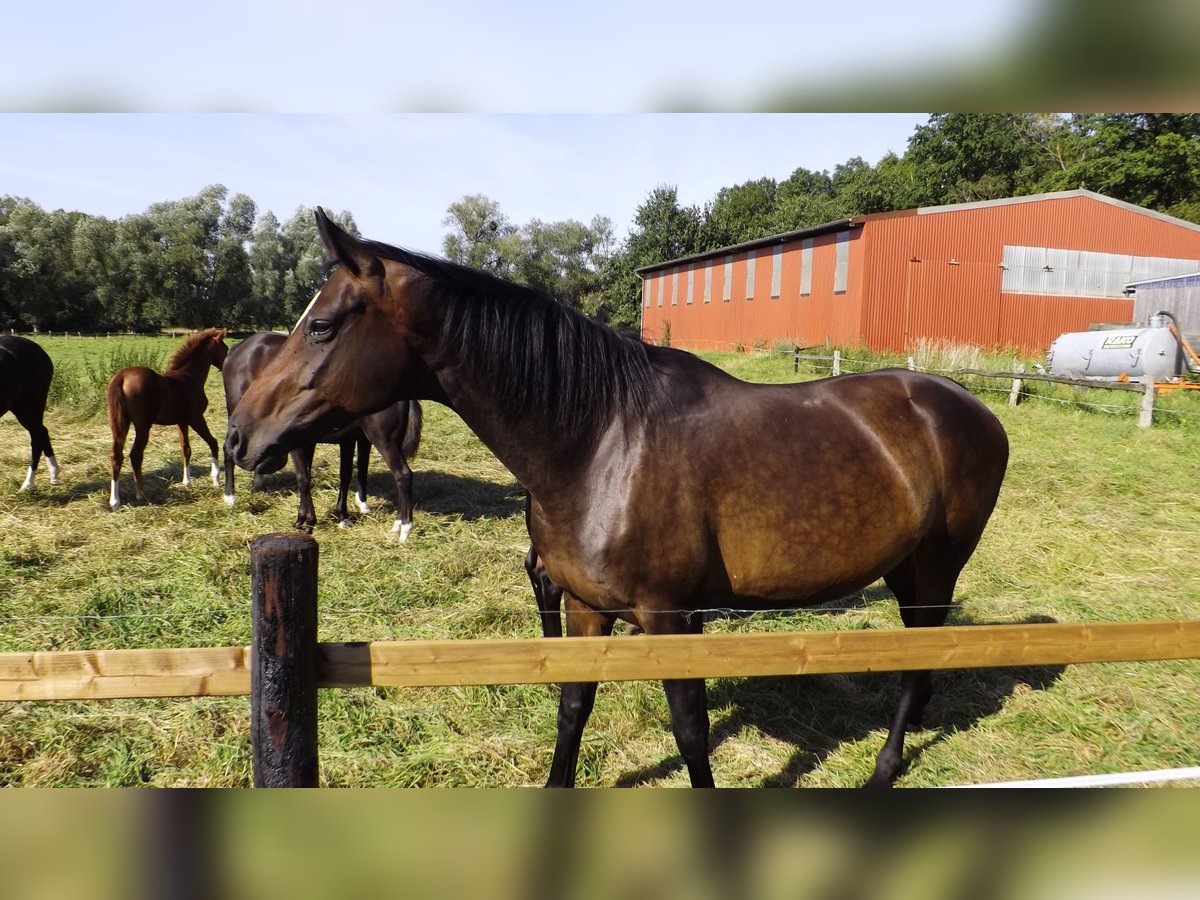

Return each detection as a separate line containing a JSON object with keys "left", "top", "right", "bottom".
{"left": 315, "top": 207, "right": 382, "bottom": 279}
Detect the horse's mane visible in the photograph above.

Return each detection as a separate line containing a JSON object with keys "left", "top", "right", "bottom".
{"left": 355, "top": 240, "right": 664, "bottom": 438}
{"left": 166, "top": 328, "right": 222, "bottom": 372}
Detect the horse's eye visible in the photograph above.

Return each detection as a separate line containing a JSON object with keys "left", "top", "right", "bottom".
{"left": 308, "top": 319, "right": 335, "bottom": 340}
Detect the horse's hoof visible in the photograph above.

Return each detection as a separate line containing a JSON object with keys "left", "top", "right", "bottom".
{"left": 392, "top": 521, "right": 413, "bottom": 543}
{"left": 224, "top": 494, "right": 236, "bottom": 507}
{"left": 337, "top": 519, "right": 351, "bottom": 530}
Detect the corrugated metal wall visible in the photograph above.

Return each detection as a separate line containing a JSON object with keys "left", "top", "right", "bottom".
{"left": 641, "top": 194, "right": 1200, "bottom": 355}
{"left": 641, "top": 231, "right": 865, "bottom": 349}
{"left": 1132, "top": 280, "right": 1200, "bottom": 333}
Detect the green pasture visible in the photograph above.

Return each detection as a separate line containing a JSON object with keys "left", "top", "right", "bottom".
{"left": 0, "top": 336, "right": 1198, "bottom": 786}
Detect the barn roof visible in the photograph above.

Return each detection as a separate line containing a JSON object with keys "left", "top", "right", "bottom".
{"left": 636, "top": 190, "right": 1200, "bottom": 276}
{"left": 912, "top": 189, "right": 1200, "bottom": 234}
{"left": 1125, "top": 271, "right": 1200, "bottom": 289}
{"left": 634, "top": 218, "right": 856, "bottom": 275}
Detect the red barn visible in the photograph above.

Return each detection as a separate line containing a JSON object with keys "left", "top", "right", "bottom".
{"left": 637, "top": 190, "right": 1200, "bottom": 354}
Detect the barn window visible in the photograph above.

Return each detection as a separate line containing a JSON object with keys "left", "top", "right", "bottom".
{"left": 657, "top": 274, "right": 664, "bottom": 307}
{"left": 771, "top": 245, "right": 782, "bottom": 298}
{"left": 704, "top": 263, "right": 712, "bottom": 303}
{"left": 834, "top": 232, "right": 849, "bottom": 294}
{"left": 746, "top": 253, "right": 756, "bottom": 301}
{"left": 687, "top": 263, "right": 695, "bottom": 304}
{"left": 723, "top": 255, "right": 732, "bottom": 302}
{"left": 671, "top": 267, "right": 678, "bottom": 306}
{"left": 643, "top": 278, "right": 651, "bottom": 308}
{"left": 800, "top": 239, "right": 813, "bottom": 296}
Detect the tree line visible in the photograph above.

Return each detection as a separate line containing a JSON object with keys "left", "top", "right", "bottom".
{"left": 4, "top": 114, "right": 1199, "bottom": 334}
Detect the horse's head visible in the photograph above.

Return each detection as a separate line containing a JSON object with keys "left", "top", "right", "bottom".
{"left": 227, "top": 209, "right": 434, "bottom": 474}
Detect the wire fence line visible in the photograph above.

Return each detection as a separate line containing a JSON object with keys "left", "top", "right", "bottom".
{"left": 793, "top": 351, "right": 1200, "bottom": 427}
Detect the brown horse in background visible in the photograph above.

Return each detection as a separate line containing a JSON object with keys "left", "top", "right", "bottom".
{"left": 222, "top": 331, "right": 423, "bottom": 537}
{"left": 107, "top": 328, "right": 228, "bottom": 508}
{"left": 228, "top": 210, "right": 1010, "bottom": 788}
{"left": 0, "top": 335, "right": 60, "bottom": 490}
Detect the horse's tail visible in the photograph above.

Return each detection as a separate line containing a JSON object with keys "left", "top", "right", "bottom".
{"left": 402, "top": 400, "right": 423, "bottom": 460}
{"left": 106, "top": 372, "right": 129, "bottom": 440}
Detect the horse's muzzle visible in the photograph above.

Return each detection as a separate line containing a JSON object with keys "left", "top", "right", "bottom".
{"left": 225, "top": 424, "right": 287, "bottom": 475}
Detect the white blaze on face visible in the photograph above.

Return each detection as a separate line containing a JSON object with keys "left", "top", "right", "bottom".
{"left": 293, "top": 289, "right": 322, "bottom": 334}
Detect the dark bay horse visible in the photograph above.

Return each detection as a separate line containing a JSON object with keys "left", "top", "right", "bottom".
{"left": 107, "top": 328, "right": 228, "bottom": 508}
{"left": 0, "top": 335, "right": 60, "bottom": 490}
{"left": 222, "top": 331, "right": 422, "bottom": 537}
{"left": 228, "top": 209, "right": 1010, "bottom": 788}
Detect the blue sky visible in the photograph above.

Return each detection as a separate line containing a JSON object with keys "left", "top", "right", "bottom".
{"left": 3, "top": 2, "right": 1035, "bottom": 112}
{"left": 1, "top": 114, "right": 930, "bottom": 254}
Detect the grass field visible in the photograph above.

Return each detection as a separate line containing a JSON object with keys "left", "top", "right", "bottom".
{"left": 1, "top": 335, "right": 1199, "bottom": 786}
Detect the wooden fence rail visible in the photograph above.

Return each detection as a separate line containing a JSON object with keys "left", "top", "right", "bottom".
{"left": 3, "top": 618, "right": 1199, "bottom": 703}
{"left": 3, "top": 533, "right": 1198, "bottom": 785}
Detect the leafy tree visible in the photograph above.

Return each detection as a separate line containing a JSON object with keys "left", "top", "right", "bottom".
{"left": 600, "top": 185, "right": 704, "bottom": 329}
{"left": 513, "top": 216, "right": 614, "bottom": 314}
{"left": 442, "top": 194, "right": 521, "bottom": 277}
{"left": 0, "top": 201, "right": 91, "bottom": 330}
{"left": 906, "top": 113, "right": 1057, "bottom": 204}
{"left": 279, "top": 206, "right": 359, "bottom": 326}
{"left": 209, "top": 193, "right": 256, "bottom": 328}
{"left": 832, "top": 153, "right": 922, "bottom": 214}
{"left": 1039, "top": 114, "right": 1200, "bottom": 219}
{"left": 249, "top": 211, "right": 287, "bottom": 328}
{"left": 702, "top": 178, "right": 778, "bottom": 247}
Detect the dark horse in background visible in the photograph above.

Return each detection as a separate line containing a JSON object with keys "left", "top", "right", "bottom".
{"left": 222, "top": 331, "right": 422, "bottom": 537}
{"left": 228, "top": 210, "right": 1010, "bottom": 788}
{"left": 107, "top": 328, "right": 228, "bottom": 508}
{"left": 0, "top": 335, "right": 60, "bottom": 491}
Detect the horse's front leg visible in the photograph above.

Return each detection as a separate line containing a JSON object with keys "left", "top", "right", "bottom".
{"left": 546, "top": 595, "right": 614, "bottom": 787}
{"left": 334, "top": 439, "right": 355, "bottom": 527}
{"left": 189, "top": 415, "right": 221, "bottom": 488}
{"left": 524, "top": 547, "right": 563, "bottom": 639}
{"left": 291, "top": 445, "right": 317, "bottom": 532}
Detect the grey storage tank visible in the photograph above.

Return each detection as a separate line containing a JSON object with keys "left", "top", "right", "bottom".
{"left": 1047, "top": 314, "right": 1185, "bottom": 383}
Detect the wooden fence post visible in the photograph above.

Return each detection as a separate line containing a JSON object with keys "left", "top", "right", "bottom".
{"left": 1008, "top": 363, "right": 1026, "bottom": 407}
{"left": 250, "top": 533, "right": 319, "bottom": 787}
{"left": 832, "top": 350, "right": 841, "bottom": 376}
{"left": 1139, "top": 382, "right": 1156, "bottom": 428}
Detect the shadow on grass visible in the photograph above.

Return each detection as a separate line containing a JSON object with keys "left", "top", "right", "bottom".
{"left": 222, "top": 465, "right": 524, "bottom": 523}
{"left": 401, "top": 470, "right": 524, "bottom": 521}
{"left": 612, "top": 608, "right": 1065, "bottom": 788}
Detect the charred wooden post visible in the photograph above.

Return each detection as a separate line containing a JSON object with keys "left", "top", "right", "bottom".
{"left": 250, "top": 532, "right": 319, "bottom": 787}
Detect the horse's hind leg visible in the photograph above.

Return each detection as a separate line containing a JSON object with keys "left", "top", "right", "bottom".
{"left": 662, "top": 677, "right": 714, "bottom": 787}
{"left": 646, "top": 612, "right": 714, "bottom": 788}
{"left": 129, "top": 426, "right": 152, "bottom": 503}
{"left": 109, "top": 420, "right": 129, "bottom": 508}
{"left": 15, "top": 406, "right": 57, "bottom": 490}
{"left": 375, "top": 438, "right": 414, "bottom": 542}
{"left": 546, "top": 596, "right": 614, "bottom": 787}
{"left": 866, "top": 550, "right": 956, "bottom": 788}
{"left": 177, "top": 426, "right": 193, "bottom": 488}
